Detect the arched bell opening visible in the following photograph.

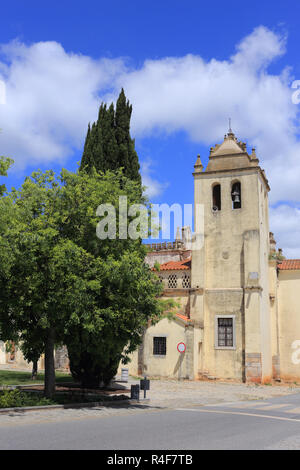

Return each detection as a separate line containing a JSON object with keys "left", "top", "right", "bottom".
{"left": 231, "top": 181, "right": 241, "bottom": 209}
{"left": 212, "top": 183, "right": 221, "bottom": 211}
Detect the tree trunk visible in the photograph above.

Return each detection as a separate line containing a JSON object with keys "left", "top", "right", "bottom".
{"left": 44, "top": 328, "right": 55, "bottom": 398}
{"left": 31, "top": 360, "right": 38, "bottom": 380}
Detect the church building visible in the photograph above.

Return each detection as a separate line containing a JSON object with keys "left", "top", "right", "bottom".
{"left": 126, "top": 128, "right": 300, "bottom": 383}
{"left": 1, "top": 128, "right": 300, "bottom": 384}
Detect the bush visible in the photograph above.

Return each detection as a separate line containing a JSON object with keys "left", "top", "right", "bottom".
{"left": 0, "top": 389, "right": 54, "bottom": 408}
{"left": 0, "top": 389, "right": 129, "bottom": 408}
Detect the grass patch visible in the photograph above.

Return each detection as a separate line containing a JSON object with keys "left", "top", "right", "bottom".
{"left": 0, "top": 370, "right": 73, "bottom": 386}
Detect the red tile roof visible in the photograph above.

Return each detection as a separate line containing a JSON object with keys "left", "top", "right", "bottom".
{"left": 153, "top": 258, "right": 191, "bottom": 271}
{"left": 176, "top": 313, "right": 191, "bottom": 322}
{"left": 278, "top": 259, "right": 300, "bottom": 270}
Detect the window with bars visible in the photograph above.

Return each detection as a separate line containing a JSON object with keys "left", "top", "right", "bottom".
{"left": 217, "top": 317, "right": 234, "bottom": 348}
{"left": 153, "top": 337, "right": 167, "bottom": 356}
{"left": 182, "top": 274, "right": 190, "bottom": 289}
{"left": 168, "top": 274, "right": 177, "bottom": 288}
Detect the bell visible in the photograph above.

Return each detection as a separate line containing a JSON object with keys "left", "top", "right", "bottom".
{"left": 232, "top": 191, "right": 240, "bottom": 203}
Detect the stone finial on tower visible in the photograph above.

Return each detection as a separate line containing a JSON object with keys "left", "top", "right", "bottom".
{"left": 175, "top": 226, "right": 182, "bottom": 241}
{"left": 227, "top": 118, "right": 235, "bottom": 139}
{"left": 194, "top": 154, "right": 203, "bottom": 173}
{"left": 269, "top": 232, "right": 276, "bottom": 254}
{"left": 182, "top": 226, "right": 192, "bottom": 250}
{"left": 248, "top": 146, "right": 259, "bottom": 165}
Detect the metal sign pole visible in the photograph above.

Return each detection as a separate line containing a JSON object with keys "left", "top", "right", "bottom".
{"left": 177, "top": 342, "right": 186, "bottom": 381}
{"left": 140, "top": 376, "right": 150, "bottom": 399}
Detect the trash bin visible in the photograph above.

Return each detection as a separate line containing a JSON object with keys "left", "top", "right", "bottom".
{"left": 121, "top": 368, "right": 129, "bottom": 382}
{"left": 131, "top": 384, "right": 140, "bottom": 400}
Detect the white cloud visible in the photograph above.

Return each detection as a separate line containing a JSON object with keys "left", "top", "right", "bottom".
{"left": 0, "top": 40, "right": 126, "bottom": 168}
{"left": 270, "top": 205, "right": 300, "bottom": 258}
{"left": 115, "top": 26, "right": 300, "bottom": 204}
{"left": 140, "top": 160, "right": 168, "bottom": 199}
{"left": 0, "top": 27, "right": 300, "bottom": 254}
{"left": 232, "top": 26, "right": 286, "bottom": 70}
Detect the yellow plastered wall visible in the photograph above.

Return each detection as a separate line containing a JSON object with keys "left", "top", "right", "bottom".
{"left": 269, "top": 261, "right": 280, "bottom": 378}
{"left": 278, "top": 270, "right": 300, "bottom": 381}
{"left": 142, "top": 317, "right": 188, "bottom": 378}
{"left": 118, "top": 317, "right": 189, "bottom": 379}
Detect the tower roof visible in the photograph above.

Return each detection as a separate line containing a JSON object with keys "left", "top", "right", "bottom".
{"left": 212, "top": 133, "right": 245, "bottom": 156}
{"left": 205, "top": 128, "right": 259, "bottom": 172}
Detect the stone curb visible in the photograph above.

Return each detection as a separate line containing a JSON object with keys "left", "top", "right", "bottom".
{"left": 0, "top": 384, "right": 42, "bottom": 390}
{"left": 0, "top": 398, "right": 152, "bottom": 414}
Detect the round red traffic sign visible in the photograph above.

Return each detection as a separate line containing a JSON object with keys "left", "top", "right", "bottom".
{"left": 177, "top": 342, "right": 186, "bottom": 353}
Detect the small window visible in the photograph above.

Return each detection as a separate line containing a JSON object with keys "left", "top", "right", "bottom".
{"left": 153, "top": 337, "right": 166, "bottom": 355}
{"left": 168, "top": 274, "right": 177, "bottom": 288}
{"left": 212, "top": 184, "right": 221, "bottom": 211}
{"left": 231, "top": 182, "right": 241, "bottom": 209}
{"left": 216, "top": 317, "right": 234, "bottom": 348}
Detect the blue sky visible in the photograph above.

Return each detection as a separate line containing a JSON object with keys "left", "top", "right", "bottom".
{"left": 0, "top": 0, "right": 300, "bottom": 256}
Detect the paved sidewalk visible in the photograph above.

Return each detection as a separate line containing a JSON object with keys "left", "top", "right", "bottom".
{"left": 122, "top": 376, "right": 300, "bottom": 408}
{"left": 1, "top": 373, "right": 300, "bottom": 428}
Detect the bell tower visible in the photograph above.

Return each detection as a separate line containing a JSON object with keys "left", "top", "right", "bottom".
{"left": 191, "top": 128, "right": 272, "bottom": 383}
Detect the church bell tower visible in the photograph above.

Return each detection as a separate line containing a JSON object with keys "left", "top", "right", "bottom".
{"left": 191, "top": 127, "right": 272, "bottom": 383}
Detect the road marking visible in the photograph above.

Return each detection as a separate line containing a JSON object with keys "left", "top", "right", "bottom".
{"left": 285, "top": 408, "right": 300, "bottom": 414}
{"left": 214, "top": 401, "right": 268, "bottom": 409}
{"left": 175, "top": 408, "right": 300, "bottom": 423}
{"left": 253, "top": 404, "right": 291, "bottom": 411}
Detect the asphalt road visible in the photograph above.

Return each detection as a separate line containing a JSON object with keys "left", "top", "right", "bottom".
{"left": 1, "top": 393, "right": 300, "bottom": 450}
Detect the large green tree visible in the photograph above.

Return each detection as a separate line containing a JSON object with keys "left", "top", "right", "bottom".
{"left": 80, "top": 89, "right": 141, "bottom": 186}
{"left": 0, "top": 168, "right": 172, "bottom": 394}
{"left": 0, "top": 170, "right": 68, "bottom": 397}
{"left": 54, "top": 168, "right": 172, "bottom": 387}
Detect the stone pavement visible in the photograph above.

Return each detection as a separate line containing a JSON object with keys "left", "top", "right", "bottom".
{"left": 125, "top": 376, "right": 300, "bottom": 408}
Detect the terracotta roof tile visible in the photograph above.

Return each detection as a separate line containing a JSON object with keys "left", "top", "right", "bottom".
{"left": 176, "top": 313, "right": 191, "bottom": 322}
{"left": 153, "top": 258, "right": 191, "bottom": 271}
{"left": 278, "top": 259, "right": 300, "bottom": 270}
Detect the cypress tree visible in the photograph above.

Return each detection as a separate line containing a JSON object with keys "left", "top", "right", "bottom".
{"left": 102, "top": 103, "right": 118, "bottom": 171}
{"left": 115, "top": 89, "right": 141, "bottom": 184}
{"left": 80, "top": 89, "right": 141, "bottom": 187}
{"left": 80, "top": 123, "right": 92, "bottom": 170}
